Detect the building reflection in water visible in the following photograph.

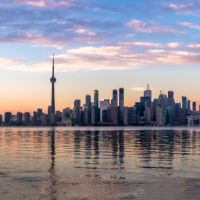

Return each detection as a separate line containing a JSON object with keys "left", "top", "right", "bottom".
{"left": 48, "top": 129, "right": 57, "bottom": 200}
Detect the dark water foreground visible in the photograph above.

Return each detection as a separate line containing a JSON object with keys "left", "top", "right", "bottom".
{"left": 0, "top": 127, "right": 200, "bottom": 200}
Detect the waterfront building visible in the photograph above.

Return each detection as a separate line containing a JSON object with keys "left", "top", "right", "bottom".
{"left": 111, "top": 90, "right": 118, "bottom": 106}
{"left": 124, "top": 107, "right": 137, "bottom": 125}
{"left": 17, "top": 112, "right": 22, "bottom": 123}
{"left": 74, "top": 100, "right": 81, "bottom": 108}
{"left": 140, "top": 96, "right": 151, "bottom": 116}
{"left": 86, "top": 95, "right": 91, "bottom": 108}
{"left": 56, "top": 111, "right": 61, "bottom": 121}
{"left": 144, "top": 84, "right": 152, "bottom": 102}
{"left": 168, "top": 91, "right": 174, "bottom": 98}
{"left": 175, "top": 103, "right": 181, "bottom": 117}
{"left": 37, "top": 108, "right": 42, "bottom": 118}
{"left": 178, "top": 108, "right": 186, "bottom": 125}
{"left": 144, "top": 107, "right": 151, "bottom": 124}
{"left": 32, "top": 117, "right": 37, "bottom": 126}
{"left": 135, "top": 102, "right": 143, "bottom": 117}
{"left": 182, "top": 96, "right": 187, "bottom": 109}
{"left": 48, "top": 106, "right": 52, "bottom": 117}
{"left": 42, "top": 114, "right": 48, "bottom": 125}
{"left": 107, "top": 106, "right": 120, "bottom": 125}
{"left": 145, "top": 99, "right": 151, "bottom": 108}
{"left": 5, "top": 112, "right": 12, "bottom": 125}
{"left": 158, "top": 93, "right": 166, "bottom": 111}
{"left": 24, "top": 112, "right": 30, "bottom": 125}
{"left": 91, "top": 106, "right": 100, "bottom": 125}
{"left": 50, "top": 55, "right": 56, "bottom": 115}
{"left": 84, "top": 107, "right": 91, "bottom": 125}
{"left": 119, "top": 88, "right": 124, "bottom": 123}
{"left": 73, "top": 107, "right": 81, "bottom": 119}
{"left": 104, "top": 99, "right": 110, "bottom": 104}
{"left": 188, "top": 100, "right": 191, "bottom": 111}
{"left": 153, "top": 99, "right": 159, "bottom": 121}
{"left": 100, "top": 100, "right": 110, "bottom": 122}
{"left": 193, "top": 102, "right": 196, "bottom": 111}
{"left": 33, "top": 111, "right": 37, "bottom": 118}
{"left": 156, "top": 104, "right": 163, "bottom": 125}
{"left": 94, "top": 90, "right": 99, "bottom": 108}
{"left": 102, "top": 110, "right": 108, "bottom": 122}
{"left": 50, "top": 113, "right": 56, "bottom": 125}
{"left": 164, "top": 106, "right": 173, "bottom": 125}
{"left": 0, "top": 115, "right": 2, "bottom": 125}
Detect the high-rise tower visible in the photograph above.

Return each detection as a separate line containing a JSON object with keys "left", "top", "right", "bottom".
{"left": 119, "top": 88, "right": 124, "bottom": 123}
{"left": 50, "top": 55, "right": 56, "bottom": 114}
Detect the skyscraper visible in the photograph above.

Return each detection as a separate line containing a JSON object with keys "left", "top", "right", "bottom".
{"left": 5, "top": 112, "right": 12, "bottom": 125}
{"left": 182, "top": 96, "right": 187, "bottom": 109}
{"left": 153, "top": 99, "right": 158, "bottom": 121}
{"left": 111, "top": 90, "right": 118, "bottom": 106}
{"left": 24, "top": 112, "right": 30, "bottom": 125}
{"left": 37, "top": 108, "right": 42, "bottom": 118}
{"left": 144, "top": 84, "right": 152, "bottom": 102}
{"left": 85, "top": 95, "right": 91, "bottom": 108}
{"left": 74, "top": 100, "right": 81, "bottom": 108}
{"left": 188, "top": 100, "right": 191, "bottom": 111}
{"left": 50, "top": 55, "right": 56, "bottom": 115}
{"left": 94, "top": 90, "right": 99, "bottom": 108}
{"left": 168, "top": 91, "right": 174, "bottom": 99}
{"left": 119, "top": 88, "right": 124, "bottom": 123}
{"left": 193, "top": 102, "right": 196, "bottom": 111}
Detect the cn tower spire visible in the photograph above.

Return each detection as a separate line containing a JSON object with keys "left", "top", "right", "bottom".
{"left": 50, "top": 54, "right": 56, "bottom": 115}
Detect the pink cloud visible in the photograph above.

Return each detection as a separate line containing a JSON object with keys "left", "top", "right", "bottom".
{"left": 178, "top": 22, "right": 200, "bottom": 30}
{"left": 125, "top": 19, "right": 185, "bottom": 34}
{"left": 167, "top": 42, "right": 179, "bottom": 48}
{"left": 188, "top": 44, "right": 200, "bottom": 51}
{"left": 13, "top": 0, "right": 76, "bottom": 8}
{"left": 169, "top": 3, "right": 197, "bottom": 15}
{"left": 119, "top": 41, "right": 162, "bottom": 48}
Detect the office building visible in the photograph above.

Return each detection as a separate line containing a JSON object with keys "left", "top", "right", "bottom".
{"left": 153, "top": 99, "right": 159, "bottom": 121}
{"left": 119, "top": 88, "right": 124, "bottom": 123}
{"left": 48, "top": 106, "right": 52, "bottom": 117}
{"left": 188, "top": 100, "right": 191, "bottom": 111}
{"left": 178, "top": 108, "right": 186, "bottom": 125}
{"left": 111, "top": 90, "right": 118, "bottom": 106}
{"left": 158, "top": 93, "right": 166, "bottom": 111}
{"left": 94, "top": 90, "right": 99, "bottom": 108}
{"left": 156, "top": 104, "right": 163, "bottom": 126}
{"left": 17, "top": 112, "right": 22, "bottom": 123}
{"left": 175, "top": 103, "right": 181, "bottom": 118}
{"left": 24, "top": 112, "right": 30, "bottom": 125}
{"left": 85, "top": 95, "right": 91, "bottom": 108}
{"left": 74, "top": 100, "right": 81, "bottom": 108}
{"left": 124, "top": 107, "right": 137, "bottom": 125}
{"left": 102, "top": 110, "right": 108, "bottom": 122}
{"left": 50, "top": 113, "right": 56, "bottom": 124}
{"left": 33, "top": 111, "right": 37, "bottom": 118}
{"left": 32, "top": 116, "right": 37, "bottom": 126}
{"left": 164, "top": 106, "right": 173, "bottom": 125}
{"left": 107, "top": 106, "right": 120, "bottom": 125}
{"left": 42, "top": 114, "right": 48, "bottom": 125}
{"left": 0, "top": 115, "right": 2, "bottom": 125}
{"left": 100, "top": 100, "right": 110, "bottom": 122}
{"left": 91, "top": 106, "right": 100, "bottom": 125}
{"left": 5, "top": 112, "right": 12, "bottom": 125}
{"left": 84, "top": 107, "right": 91, "bottom": 125}
{"left": 182, "top": 96, "right": 187, "bottom": 109}
{"left": 193, "top": 102, "right": 196, "bottom": 111}
{"left": 168, "top": 91, "right": 174, "bottom": 99}
{"left": 73, "top": 107, "right": 81, "bottom": 119}
{"left": 144, "top": 107, "right": 151, "bottom": 124}
{"left": 37, "top": 108, "right": 42, "bottom": 118}
{"left": 56, "top": 111, "right": 61, "bottom": 121}
{"left": 144, "top": 84, "right": 152, "bottom": 102}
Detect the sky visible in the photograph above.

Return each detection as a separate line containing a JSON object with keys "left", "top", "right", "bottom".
{"left": 1, "top": 0, "right": 200, "bottom": 115}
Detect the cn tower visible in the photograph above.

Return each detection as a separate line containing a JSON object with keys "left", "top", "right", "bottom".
{"left": 50, "top": 54, "right": 56, "bottom": 114}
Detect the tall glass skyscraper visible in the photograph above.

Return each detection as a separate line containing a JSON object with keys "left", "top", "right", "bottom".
{"left": 112, "top": 90, "right": 118, "bottom": 106}
{"left": 86, "top": 95, "right": 91, "bottom": 108}
{"left": 119, "top": 88, "right": 124, "bottom": 123}
{"left": 153, "top": 99, "right": 158, "bottom": 121}
{"left": 94, "top": 90, "right": 99, "bottom": 108}
{"left": 182, "top": 96, "right": 187, "bottom": 109}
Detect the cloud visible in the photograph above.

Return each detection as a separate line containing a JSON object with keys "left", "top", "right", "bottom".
{"left": 168, "top": 3, "right": 199, "bottom": 15}
{"left": 124, "top": 34, "right": 134, "bottom": 38}
{"left": 167, "top": 42, "right": 179, "bottom": 48}
{"left": 188, "top": 44, "right": 200, "bottom": 51}
{"left": 75, "top": 29, "right": 96, "bottom": 36}
{"left": 125, "top": 19, "right": 185, "bottom": 34}
{"left": 2, "top": 45, "right": 200, "bottom": 72}
{"left": 13, "top": 0, "right": 78, "bottom": 8}
{"left": 132, "top": 87, "right": 145, "bottom": 91}
{"left": 119, "top": 41, "right": 162, "bottom": 48}
{"left": 178, "top": 22, "right": 200, "bottom": 30}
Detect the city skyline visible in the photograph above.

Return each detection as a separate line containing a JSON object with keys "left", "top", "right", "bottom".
{"left": 1, "top": 0, "right": 200, "bottom": 114}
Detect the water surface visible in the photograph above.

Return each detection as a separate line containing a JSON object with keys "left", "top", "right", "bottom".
{"left": 0, "top": 127, "right": 200, "bottom": 199}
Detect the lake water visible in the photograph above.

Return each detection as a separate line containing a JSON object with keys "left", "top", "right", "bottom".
{"left": 1, "top": 127, "right": 200, "bottom": 199}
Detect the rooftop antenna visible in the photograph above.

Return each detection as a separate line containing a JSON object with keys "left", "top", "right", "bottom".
{"left": 147, "top": 83, "right": 150, "bottom": 90}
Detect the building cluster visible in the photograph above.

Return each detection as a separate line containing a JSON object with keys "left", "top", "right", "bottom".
{"left": 1, "top": 56, "right": 199, "bottom": 127}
